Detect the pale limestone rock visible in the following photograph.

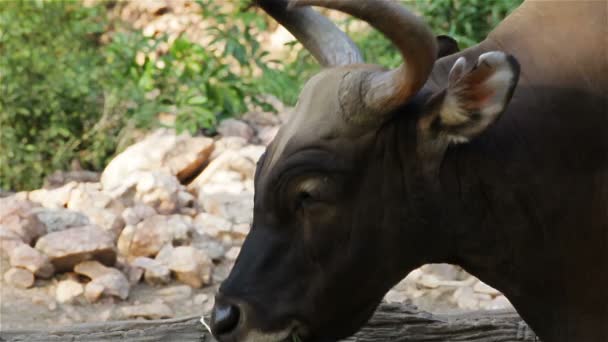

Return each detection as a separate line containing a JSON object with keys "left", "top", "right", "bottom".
{"left": 164, "top": 246, "right": 212, "bottom": 288}
{"left": 120, "top": 300, "right": 173, "bottom": 319}
{"left": 256, "top": 126, "right": 279, "bottom": 146}
{"left": 473, "top": 280, "right": 501, "bottom": 296}
{"left": 483, "top": 295, "right": 514, "bottom": 310}
{"left": 4, "top": 267, "right": 34, "bottom": 288}
{"left": 166, "top": 214, "right": 194, "bottom": 244}
{"left": 101, "top": 129, "right": 214, "bottom": 192}
{"left": 31, "top": 208, "right": 90, "bottom": 233}
{"left": 454, "top": 286, "right": 479, "bottom": 310}
{"left": 225, "top": 246, "right": 241, "bottom": 261}
{"left": 241, "top": 111, "right": 281, "bottom": 127}
{"left": 193, "top": 213, "right": 232, "bottom": 239}
{"left": 67, "top": 183, "right": 115, "bottom": 212}
{"left": 28, "top": 182, "right": 77, "bottom": 208}
{"left": 237, "top": 145, "right": 266, "bottom": 164}
{"left": 156, "top": 285, "right": 192, "bottom": 300}
{"left": 193, "top": 293, "right": 209, "bottom": 305}
{"left": 84, "top": 208, "right": 125, "bottom": 238}
{"left": 384, "top": 289, "right": 409, "bottom": 304}
{"left": 190, "top": 233, "right": 226, "bottom": 261}
{"left": 9, "top": 244, "right": 54, "bottom": 278}
{"left": 216, "top": 118, "right": 255, "bottom": 142}
{"left": 116, "top": 215, "right": 172, "bottom": 259}
{"left": 199, "top": 192, "right": 254, "bottom": 225}
{"left": 35, "top": 226, "right": 116, "bottom": 272}
{"left": 0, "top": 226, "right": 24, "bottom": 257}
{"left": 56, "top": 279, "right": 84, "bottom": 303}
{"left": 0, "top": 199, "right": 46, "bottom": 244}
{"left": 418, "top": 274, "right": 441, "bottom": 289}
{"left": 121, "top": 204, "right": 156, "bottom": 226}
{"left": 131, "top": 257, "right": 171, "bottom": 285}
{"left": 84, "top": 282, "right": 105, "bottom": 302}
{"left": 209, "top": 136, "right": 247, "bottom": 160}
{"left": 75, "top": 261, "right": 130, "bottom": 301}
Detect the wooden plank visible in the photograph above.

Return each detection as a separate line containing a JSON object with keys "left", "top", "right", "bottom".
{"left": 0, "top": 303, "right": 539, "bottom": 342}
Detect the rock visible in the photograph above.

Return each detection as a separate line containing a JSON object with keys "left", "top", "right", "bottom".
{"left": 156, "top": 285, "right": 192, "bottom": 300}
{"left": 384, "top": 289, "right": 409, "bottom": 304}
{"left": 193, "top": 213, "right": 232, "bottom": 239}
{"left": 44, "top": 170, "right": 100, "bottom": 189}
{"left": 225, "top": 246, "right": 241, "bottom": 260}
{"left": 238, "top": 145, "right": 266, "bottom": 164}
{"left": 193, "top": 293, "right": 209, "bottom": 305}
{"left": 0, "top": 199, "right": 46, "bottom": 244}
{"left": 256, "top": 126, "right": 279, "bottom": 146}
{"left": 116, "top": 215, "right": 173, "bottom": 259}
{"left": 75, "top": 261, "right": 130, "bottom": 301}
{"left": 67, "top": 183, "right": 115, "bottom": 211}
{"left": 56, "top": 279, "right": 84, "bottom": 303}
{"left": 216, "top": 119, "right": 255, "bottom": 142}
{"left": 84, "top": 282, "right": 105, "bottom": 303}
{"left": 35, "top": 226, "right": 117, "bottom": 272}
{"left": 473, "top": 280, "right": 501, "bottom": 296}
{"left": 84, "top": 208, "right": 125, "bottom": 238}
{"left": 131, "top": 257, "right": 171, "bottom": 285}
{"left": 177, "top": 190, "right": 196, "bottom": 208}
{"left": 168, "top": 137, "right": 215, "bottom": 184}
{"left": 199, "top": 180, "right": 245, "bottom": 196}
{"left": 241, "top": 111, "right": 281, "bottom": 127}
{"left": 121, "top": 204, "right": 156, "bottom": 226}
{"left": 199, "top": 192, "right": 254, "bottom": 225}
{"left": 127, "top": 171, "right": 182, "bottom": 215}
{"left": 166, "top": 215, "right": 194, "bottom": 244}
{"left": 0, "top": 227, "right": 24, "bottom": 257}
{"left": 418, "top": 274, "right": 441, "bottom": 289}
{"left": 9, "top": 244, "right": 54, "bottom": 278}
{"left": 101, "top": 129, "right": 214, "bottom": 192}
{"left": 210, "top": 136, "right": 248, "bottom": 160}
{"left": 74, "top": 260, "right": 114, "bottom": 279}
{"left": 31, "top": 208, "right": 90, "bottom": 233}
{"left": 126, "top": 264, "right": 144, "bottom": 285}
{"left": 453, "top": 286, "right": 479, "bottom": 310}
{"left": 120, "top": 300, "right": 173, "bottom": 320}
{"left": 191, "top": 233, "right": 226, "bottom": 261}
{"left": 226, "top": 155, "right": 256, "bottom": 180}
{"left": 421, "top": 263, "right": 465, "bottom": 280}
{"left": 4, "top": 267, "right": 35, "bottom": 288}
{"left": 164, "top": 246, "right": 213, "bottom": 288}
{"left": 28, "top": 182, "right": 77, "bottom": 208}
{"left": 188, "top": 151, "right": 241, "bottom": 193}
{"left": 484, "top": 295, "right": 514, "bottom": 310}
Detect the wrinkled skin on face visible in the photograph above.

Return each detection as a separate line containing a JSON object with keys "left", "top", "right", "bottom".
{"left": 219, "top": 69, "right": 432, "bottom": 341}
{"left": 215, "top": 51, "right": 519, "bottom": 341}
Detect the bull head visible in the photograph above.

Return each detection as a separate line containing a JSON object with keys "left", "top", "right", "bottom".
{"left": 210, "top": 1, "right": 520, "bottom": 341}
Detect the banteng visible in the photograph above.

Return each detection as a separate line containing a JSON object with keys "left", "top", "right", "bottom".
{"left": 210, "top": 1, "right": 608, "bottom": 341}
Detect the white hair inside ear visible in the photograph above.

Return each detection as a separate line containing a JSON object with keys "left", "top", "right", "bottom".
{"left": 437, "top": 51, "right": 520, "bottom": 144}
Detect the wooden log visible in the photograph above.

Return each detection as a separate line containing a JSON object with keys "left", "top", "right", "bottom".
{"left": 0, "top": 303, "right": 539, "bottom": 342}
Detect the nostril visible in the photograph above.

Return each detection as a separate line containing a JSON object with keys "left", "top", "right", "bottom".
{"left": 211, "top": 301, "right": 241, "bottom": 336}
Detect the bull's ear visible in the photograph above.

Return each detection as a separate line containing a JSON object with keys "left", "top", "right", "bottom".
{"left": 436, "top": 35, "right": 459, "bottom": 58}
{"left": 420, "top": 51, "right": 520, "bottom": 144}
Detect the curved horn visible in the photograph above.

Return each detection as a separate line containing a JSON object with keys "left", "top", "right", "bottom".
{"left": 255, "top": 0, "right": 363, "bottom": 66}
{"left": 291, "top": 0, "right": 437, "bottom": 112}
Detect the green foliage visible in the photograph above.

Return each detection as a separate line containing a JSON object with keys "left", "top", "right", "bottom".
{"left": 0, "top": 0, "right": 284, "bottom": 190}
{"left": 0, "top": 0, "right": 522, "bottom": 191}
{"left": 0, "top": 1, "right": 106, "bottom": 190}
{"left": 412, "top": 0, "right": 524, "bottom": 48}
{"left": 279, "top": 0, "right": 524, "bottom": 87}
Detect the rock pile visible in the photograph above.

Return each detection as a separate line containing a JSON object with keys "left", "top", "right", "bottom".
{"left": 1, "top": 112, "right": 513, "bottom": 320}
{"left": 0, "top": 115, "right": 276, "bottom": 305}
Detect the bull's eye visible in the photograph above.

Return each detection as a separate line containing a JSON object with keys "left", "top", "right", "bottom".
{"left": 295, "top": 190, "right": 314, "bottom": 209}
